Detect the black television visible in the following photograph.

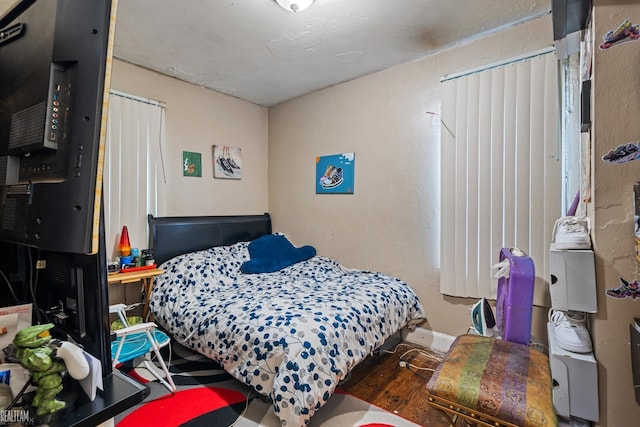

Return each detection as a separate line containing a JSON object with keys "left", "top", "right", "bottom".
{"left": 0, "top": 0, "right": 116, "bottom": 375}
{"left": 0, "top": 0, "right": 115, "bottom": 255}
{"left": 0, "top": 211, "right": 112, "bottom": 376}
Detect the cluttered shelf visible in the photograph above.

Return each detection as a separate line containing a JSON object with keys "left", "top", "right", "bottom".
{"left": 2, "top": 370, "right": 149, "bottom": 427}
{"left": 1, "top": 317, "right": 148, "bottom": 427}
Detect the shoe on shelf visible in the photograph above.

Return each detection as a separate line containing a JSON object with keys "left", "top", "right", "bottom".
{"left": 548, "top": 309, "right": 593, "bottom": 354}
{"left": 552, "top": 216, "right": 591, "bottom": 250}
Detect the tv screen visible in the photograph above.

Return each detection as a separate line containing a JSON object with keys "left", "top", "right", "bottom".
{"left": 0, "top": 0, "right": 115, "bottom": 254}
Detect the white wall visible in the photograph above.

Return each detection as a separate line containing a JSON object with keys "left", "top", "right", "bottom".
{"left": 268, "top": 15, "right": 554, "bottom": 339}
{"left": 109, "top": 60, "right": 269, "bottom": 217}
{"left": 591, "top": 2, "right": 640, "bottom": 425}
{"left": 107, "top": 60, "right": 269, "bottom": 306}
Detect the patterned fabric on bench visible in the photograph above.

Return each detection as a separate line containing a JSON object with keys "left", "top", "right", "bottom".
{"left": 426, "top": 334, "right": 557, "bottom": 427}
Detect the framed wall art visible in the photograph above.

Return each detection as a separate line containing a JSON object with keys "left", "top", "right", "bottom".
{"left": 315, "top": 152, "right": 355, "bottom": 194}
{"left": 182, "top": 151, "right": 202, "bottom": 177}
{"left": 213, "top": 145, "right": 242, "bottom": 179}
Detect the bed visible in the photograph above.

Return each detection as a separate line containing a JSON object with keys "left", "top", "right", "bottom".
{"left": 147, "top": 213, "right": 426, "bottom": 427}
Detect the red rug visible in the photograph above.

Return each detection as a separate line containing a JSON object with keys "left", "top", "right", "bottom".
{"left": 116, "top": 342, "right": 421, "bottom": 427}
{"left": 117, "top": 387, "right": 247, "bottom": 427}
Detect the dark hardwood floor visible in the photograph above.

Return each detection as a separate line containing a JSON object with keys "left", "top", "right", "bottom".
{"left": 339, "top": 343, "right": 462, "bottom": 427}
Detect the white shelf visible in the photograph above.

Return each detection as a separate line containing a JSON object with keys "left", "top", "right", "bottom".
{"left": 547, "top": 322, "right": 599, "bottom": 422}
{"left": 549, "top": 245, "right": 597, "bottom": 313}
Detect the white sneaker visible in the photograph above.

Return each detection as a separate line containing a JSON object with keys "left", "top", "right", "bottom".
{"left": 549, "top": 309, "right": 593, "bottom": 353}
{"left": 552, "top": 216, "right": 591, "bottom": 250}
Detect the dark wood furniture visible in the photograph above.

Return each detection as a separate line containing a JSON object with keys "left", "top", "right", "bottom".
{"left": 147, "top": 213, "right": 272, "bottom": 266}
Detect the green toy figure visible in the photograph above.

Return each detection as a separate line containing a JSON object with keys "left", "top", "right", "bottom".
{"left": 11, "top": 324, "right": 91, "bottom": 416}
{"left": 12, "top": 324, "right": 66, "bottom": 415}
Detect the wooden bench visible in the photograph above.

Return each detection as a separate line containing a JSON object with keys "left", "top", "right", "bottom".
{"left": 426, "top": 334, "right": 557, "bottom": 427}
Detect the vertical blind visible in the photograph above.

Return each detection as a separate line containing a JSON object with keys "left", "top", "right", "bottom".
{"left": 103, "top": 92, "right": 167, "bottom": 261}
{"left": 440, "top": 52, "right": 560, "bottom": 305}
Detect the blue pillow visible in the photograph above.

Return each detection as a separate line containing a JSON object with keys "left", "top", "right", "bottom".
{"left": 240, "top": 234, "right": 316, "bottom": 274}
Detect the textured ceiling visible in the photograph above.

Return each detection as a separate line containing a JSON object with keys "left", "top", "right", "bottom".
{"left": 1, "top": 0, "right": 551, "bottom": 107}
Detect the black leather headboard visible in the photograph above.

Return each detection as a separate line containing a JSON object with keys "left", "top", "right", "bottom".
{"left": 147, "top": 213, "right": 272, "bottom": 266}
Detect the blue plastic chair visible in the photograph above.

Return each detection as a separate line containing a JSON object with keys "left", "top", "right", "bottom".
{"left": 109, "top": 304, "right": 176, "bottom": 392}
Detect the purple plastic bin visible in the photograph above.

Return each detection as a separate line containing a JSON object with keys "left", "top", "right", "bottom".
{"left": 495, "top": 247, "right": 535, "bottom": 345}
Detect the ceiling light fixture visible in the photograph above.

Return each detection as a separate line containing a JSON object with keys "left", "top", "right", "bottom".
{"left": 275, "top": 0, "right": 314, "bottom": 13}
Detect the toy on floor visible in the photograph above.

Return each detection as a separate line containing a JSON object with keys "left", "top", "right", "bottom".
{"left": 12, "top": 323, "right": 89, "bottom": 416}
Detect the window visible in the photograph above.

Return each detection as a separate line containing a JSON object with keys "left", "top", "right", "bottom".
{"left": 440, "top": 50, "right": 560, "bottom": 305}
{"left": 103, "top": 91, "right": 167, "bottom": 260}
{"left": 559, "top": 52, "right": 583, "bottom": 214}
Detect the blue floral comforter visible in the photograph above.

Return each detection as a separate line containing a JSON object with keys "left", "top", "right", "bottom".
{"left": 149, "top": 240, "right": 425, "bottom": 427}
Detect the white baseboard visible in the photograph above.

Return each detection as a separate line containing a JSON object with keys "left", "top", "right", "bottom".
{"left": 404, "top": 327, "right": 456, "bottom": 353}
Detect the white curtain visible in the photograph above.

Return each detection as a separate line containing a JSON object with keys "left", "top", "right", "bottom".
{"left": 440, "top": 51, "right": 560, "bottom": 305}
{"left": 103, "top": 91, "right": 167, "bottom": 261}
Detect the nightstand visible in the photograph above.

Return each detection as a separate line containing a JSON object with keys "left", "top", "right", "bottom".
{"left": 107, "top": 268, "right": 164, "bottom": 320}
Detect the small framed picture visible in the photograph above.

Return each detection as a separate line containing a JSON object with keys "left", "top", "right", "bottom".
{"left": 213, "top": 145, "right": 242, "bottom": 179}
{"left": 182, "top": 151, "right": 202, "bottom": 177}
{"left": 316, "top": 153, "right": 355, "bottom": 194}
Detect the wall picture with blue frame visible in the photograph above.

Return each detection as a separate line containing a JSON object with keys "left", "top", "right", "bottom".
{"left": 315, "top": 153, "right": 355, "bottom": 194}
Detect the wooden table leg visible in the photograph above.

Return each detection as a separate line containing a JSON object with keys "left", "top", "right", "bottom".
{"left": 142, "top": 278, "right": 153, "bottom": 321}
